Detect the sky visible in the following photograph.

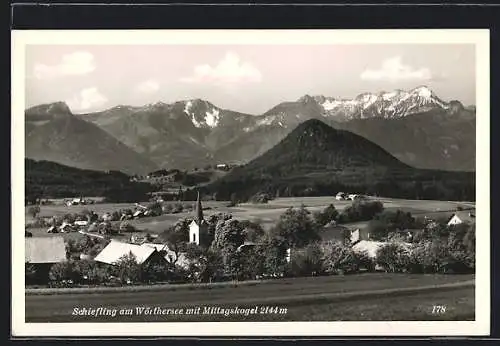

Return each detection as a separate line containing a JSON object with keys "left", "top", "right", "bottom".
{"left": 25, "top": 44, "right": 476, "bottom": 114}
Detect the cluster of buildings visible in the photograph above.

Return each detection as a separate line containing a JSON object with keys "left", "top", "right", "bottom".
{"left": 335, "top": 192, "right": 365, "bottom": 201}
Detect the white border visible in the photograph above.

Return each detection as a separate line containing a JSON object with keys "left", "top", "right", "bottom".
{"left": 11, "top": 29, "right": 490, "bottom": 337}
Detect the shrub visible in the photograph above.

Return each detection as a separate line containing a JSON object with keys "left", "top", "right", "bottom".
{"left": 48, "top": 261, "right": 79, "bottom": 285}
{"left": 320, "top": 240, "right": 364, "bottom": 275}
{"left": 375, "top": 242, "right": 411, "bottom": 273}
{"left": 148, "top": 201, "right": 163, "bottom": 216}
{"left": 142, "top": 261, "right": 173, "bottom": 283}
{"left": 74, "top": 260, "right": 110, "bottom": 284}
{"left": 162, "top": 203, "right": 174, "bottom": 214}
{"left": 289, "top": 242, "right": 324, "bottom": 277}
{"left": 27, "top": 205, "right": 41, "bottom": 218}
{"left": 337, "top": 200, "right": 384, "bottom": 223}
{"left": 25, "top": 263, "right": 38, "bottom": 284}
{"left": 250, "top": 192, "right": 272, "bottom": 204}
{"left": 406, "top": 240, "right": 443, "bottom": 273}
{"left": 313, "top": 204, "right": 339, "bottom": 226}
{"left": 119, "top": 221, "right": 136, "bottom": 233}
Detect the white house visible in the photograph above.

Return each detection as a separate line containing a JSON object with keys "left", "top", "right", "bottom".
{"left": 189, "top": 192, "right": 208, "bottom": 246}
{"left": 447, "top": 211, "right": 476, "bottom": 226}
{"left": 335, "top": 192, "right": 346, "bottom": 200}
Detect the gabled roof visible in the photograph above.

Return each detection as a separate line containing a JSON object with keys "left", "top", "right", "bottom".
{"left": 141, "top": 243, "right": 190, "bottom": 268}
{"left": 352, "top": 240, "right": 412, "bottom": 259}
{"left": 25, "top": 236, "right": 67, "bottom": 264}
{"left": 449, "top": 211, "right": 476, "bottom": 224}
{"left": 94, "top": 241, "right": 157, "bottom": 265}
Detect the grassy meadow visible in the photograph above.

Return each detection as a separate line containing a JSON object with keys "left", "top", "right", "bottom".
{"left": 26, "top": 196, "right": 474, "bottom": 237}
{"left": 25, "top": 273, "right": 474, "bottom": 322}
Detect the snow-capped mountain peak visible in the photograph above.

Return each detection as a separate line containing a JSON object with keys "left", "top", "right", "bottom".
{"left": 302, "top": 86, "right": 450, "bottom": 120}
{"left": 182, "top": 99, "right": 221, "bottom": 128}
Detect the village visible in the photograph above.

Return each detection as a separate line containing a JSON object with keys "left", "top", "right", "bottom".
{"left": 24, "top": 190, "right": 476, "bottom": 288}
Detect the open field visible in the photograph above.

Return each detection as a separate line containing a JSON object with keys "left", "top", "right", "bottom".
{"left": 25, "top": 273, "right": 474, "bottom": 322}
{"left": 26, "top": 196, "right": 475, "bottom": 236}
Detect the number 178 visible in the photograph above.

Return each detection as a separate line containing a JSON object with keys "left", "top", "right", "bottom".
{"left": 432, "top": 305, "right": 446, "bottom": 314}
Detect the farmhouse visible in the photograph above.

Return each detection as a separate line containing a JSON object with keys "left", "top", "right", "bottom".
{"left": 335, "top": 192, "right": 347, "bottom": 200}
{"left": 25, "top": 236, "right": 67, "bottom": 284}
{"left": 189, "top": 192, "right": 209, "bottom": 246}
{"left": 447, "top": 211, "right": 476, "bottom": 226}
{"left": 141, "top": 243, "right": 190, "bottom": 268}
{"left": 94, "top": 240, "right": 166, "bottom": 266}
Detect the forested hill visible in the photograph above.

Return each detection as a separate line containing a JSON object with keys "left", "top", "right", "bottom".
{"left": 206, "top": 119, "right": 475, "bottom": 202}
{"left": 25, "top": 159, "right": 155, "bottom": 203}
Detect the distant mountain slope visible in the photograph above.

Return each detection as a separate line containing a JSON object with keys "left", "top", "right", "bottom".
{"left": 84, "top": 99, "right": 256, "bottom": 169}
{"left": 27, "top": 86, "right": 475, "bottom": 172}
{"left": 25, "top": 158, "right": 155, "bottom": 203}
{"left": 207, "top": 119, "right": 475, "bottom": 202}
{"left": 336, "top": 108, "right": 476, "bottom": 171}
{"left": 25, "top": 103, "right": 158, "bottom": 175}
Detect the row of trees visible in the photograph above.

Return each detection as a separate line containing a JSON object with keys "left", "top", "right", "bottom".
{"left": 43, "top": 219, "right": 475, "bottom": 287}
{"left": 208, "top": 170, "right": 475, "bottom": 203}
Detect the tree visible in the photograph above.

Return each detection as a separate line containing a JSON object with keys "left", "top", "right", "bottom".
{"left": 373, "top": 210, "right": 416, "bottom": 232}
{"left": 273, "top": 205, "right": 320, "bottom": 248}
{"left": 212, "top": 219, "right": 247, "bottom": 276}
{"left": 113, "top": 252, "right": 142, "bottom": 284}
{"left": 375, "top": 243, "right": 410, "bottom": 273}
{"left": 229, "top": 192, "right": 238, "bottom": 207}
{"left": 213, "top": 219, "right": 246, "bottom": 251}
{"left": 235, "top": 245, "right": 266, "bottom": 280}
{"left": 320, "top": 240, "right": 367, "bottom": 274}
{"left": 49, "top": 261, "right": 79, "bottom": 285}
{"left": 148, "top": 201, "right": 163, "bottom": 216}
{"left": 74, "top": 260, "right": 110, "bottom": 284}
{"left": 206, "top": 213, "right": 232, "bottom": 245}
{"left": 240, "top": 220, "right": 265, "bottom": 243}
{"left": 337, "top": 200, "right": 384, "bottom": 223}
{"left": 27, "top": 205, "right": 41, "bottom": 219}
{"left": 260, "top": 233, "right": 289, "bottom": 277}
{"left": 184, "top": 244, "right": 224, "bottom": 283}
{"left": 313, "top": 204, "right": 339, "bottom": 226}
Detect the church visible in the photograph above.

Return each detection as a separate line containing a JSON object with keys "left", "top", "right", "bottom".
{"left": 188, "top": 192, "right": 209, "bottom": 246}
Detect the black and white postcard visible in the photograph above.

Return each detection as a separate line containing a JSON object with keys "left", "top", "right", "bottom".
{"left": 11, "top": 29, "right": 490, "bottom": 337}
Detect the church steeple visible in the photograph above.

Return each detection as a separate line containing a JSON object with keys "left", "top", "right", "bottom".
{"left": 195, "top": 191, "right": 204, "bottom": 225}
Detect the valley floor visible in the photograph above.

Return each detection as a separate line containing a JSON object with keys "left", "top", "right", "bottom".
{"left": 26, "top": 196, "right": 475, "bottom": 238}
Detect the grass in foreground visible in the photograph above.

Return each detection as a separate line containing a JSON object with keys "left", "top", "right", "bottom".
{"left": 26, "top": 273, "right": 474, "bottom": 322}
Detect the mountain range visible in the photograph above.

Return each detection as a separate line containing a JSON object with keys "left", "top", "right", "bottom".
{"left": 25, "top": 86, "right": 476, "bottom": 174}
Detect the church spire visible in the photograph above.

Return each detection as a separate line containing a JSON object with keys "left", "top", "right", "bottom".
{"left": 195, "top": 190, "right": 204, "bottom": 225}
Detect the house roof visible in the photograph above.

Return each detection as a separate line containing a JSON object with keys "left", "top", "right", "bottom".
{"left": 94, "top": 240, "right": 157, "bottom": 265}
{"left": 449, "top": 211, "right": 476, "bottom": 224}
{"left": 352, "top": 240, "right": 412, "bottom": 259}
{"left": 25, "top": 237, "right": 67, "bottom": 264}
{"left": 352, "top": 240, "right": 387, "bottom": 259}
{"left": 141, "top": 243, "right": 190, "bottom": 268}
